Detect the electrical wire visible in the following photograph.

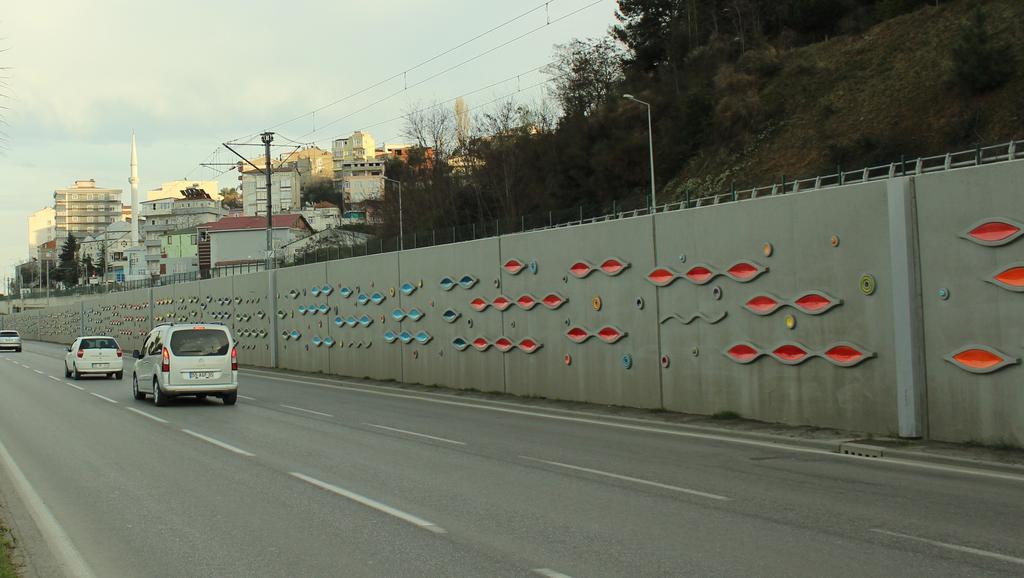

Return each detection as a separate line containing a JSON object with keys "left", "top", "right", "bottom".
{"left": 297, "top": 0, "right": 602, "bottom": 143}
{"left": 185, "top": 0, "right": 601, "bottom": 179}
{"left": 233, "top": 0, "right": 564, "bottom": 143}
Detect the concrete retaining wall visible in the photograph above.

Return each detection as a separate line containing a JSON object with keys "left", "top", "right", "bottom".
{"left": 5, "top": 161, "right": 1022, "bottom": 446}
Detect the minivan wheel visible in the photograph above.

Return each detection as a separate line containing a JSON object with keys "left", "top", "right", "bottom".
{"left": 72, "top": 365, "right": 81, "bottom": 380}
{"left": 222, "top": 392, "right": 237, "bottom": 406}
{"left": 132, "top": 374, "right": 145, "bottom": 400}
{"left": 114, "top": 371, "right": 123, "bottom": 380}
{"left": 153, "top": 379, "right": 169, "bottom": 407}
{"left": 64, "top": 363, "right": 71, "bottom": 378}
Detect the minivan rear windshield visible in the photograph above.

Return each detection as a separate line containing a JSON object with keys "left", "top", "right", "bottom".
{"left": 169, "top": 329, "right": 230, "bottom": 357}
{"left": 0, "top": 331, "right": 18, "bottom": 337}
{"left": 80, "top": 338, "right": 118, "bottom": 349}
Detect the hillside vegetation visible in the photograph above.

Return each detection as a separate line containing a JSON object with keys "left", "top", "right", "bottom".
{"left": 675, "top": 0, "right": 1024, "bottom": 196}
{"left": 378, "top": 0, "right": 1023, "bottom": 241}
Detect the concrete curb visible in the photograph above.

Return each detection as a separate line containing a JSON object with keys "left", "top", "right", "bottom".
{"left": 876, "top": 447, "right": 1024, "bottom": 475}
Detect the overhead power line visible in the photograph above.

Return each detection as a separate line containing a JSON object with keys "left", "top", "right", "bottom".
{"left": 187, "top": 0, "right": 603, "bottom": 179}
{"left": 297, "top": 0, "right": 603, "bottom": 143}
{"left": 236, "top": 0, "right": 566, "bottom": 143}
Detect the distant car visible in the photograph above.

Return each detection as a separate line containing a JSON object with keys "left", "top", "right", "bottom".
{"left": 65, "top": 336, "right": 124, "bottom": 380}
{"left": 0, "top": 330, "right": 22, "bottom": 352}
{"left": 132, "top": 323, "right": 238, "bottom": 406}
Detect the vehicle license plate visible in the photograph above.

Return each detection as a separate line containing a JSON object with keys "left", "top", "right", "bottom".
{"left": 93, "top": 363, "right": 108, "bottom": 368}
{"left": 189, "top": 371, "right": 214, "bottom": 380}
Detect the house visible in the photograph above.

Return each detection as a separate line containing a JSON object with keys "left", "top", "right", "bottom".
{"left": 300, "top": 201, "right": 342, "bottom": 232}
{"left": 139, "top": 191, "right": 224, "bottom": 275}
{"left": 79, "top": 221, "right": 139, "bottom": 282}
{"left": 146, "top": 180, "right": 221, "bottom": 201}
{"left": 206, "top": 214, "right": 313, "bottom": 268}
{"left": 158, "top": 227, "right": 200, "bottom": 276}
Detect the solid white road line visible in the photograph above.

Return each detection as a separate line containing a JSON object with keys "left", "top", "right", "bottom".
{"left": 181, "top": 429, "right": 255, "bottom": 457}
{"left": 871, "top": 528, "right": 1024, "bottom": 566}
{"left": 533, "top": 569, "right": 573, "bottom": 578}
{"left": 364, "top": 423, "right": 466, "bottom": 446}
{"left": 237, "top": 394, "right": 256, "bottom": 401}
{"left": 125, "top": 407, "right": 169, "bottom": 424}
{"left": 521, "top": 456, "right": 730, "bottom": 501}
{"left": 64, "top": 381, "right": 85, "bottom": 391}
{"left": 280, "top": 404, "right": 333, "bottom": 418}
{"left": 290, "top": 472, "right": 446, "bottom": 534}
{"left": 88, "top": 392, "right": 118, "bottom": 404}
{"left": 48, "top": 375, "right": 61, "bottom": 382}
{"left": 246, "top": 371, "right": 1024, "bottom": 484}
{"left": 0, "top": 438, "right": 96, "bottom": 578}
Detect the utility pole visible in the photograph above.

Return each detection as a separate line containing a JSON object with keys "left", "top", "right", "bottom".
{"left": 222, "top": 132, "right": 290, "bottom": 370}
{"left": 261, "top": 132, "right": 278, "bottom": 370}
{"left": 261, "top": 131, "right": 275, "bottom": 270}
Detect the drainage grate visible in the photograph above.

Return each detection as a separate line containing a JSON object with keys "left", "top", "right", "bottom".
{"left": 839, "top": 443, "right": 885, "bottom": 458}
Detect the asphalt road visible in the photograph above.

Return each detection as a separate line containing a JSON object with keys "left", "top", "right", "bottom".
{"left": 1, "top": 341, "right": 1023, "bottom": 577}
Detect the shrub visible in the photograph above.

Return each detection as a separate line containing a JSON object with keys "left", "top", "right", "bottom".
{"left": 951, "top": 5, "right": 1014, "bottom": 94}
{"left": 877, "top": 0, "right": 927, "bottom": 20}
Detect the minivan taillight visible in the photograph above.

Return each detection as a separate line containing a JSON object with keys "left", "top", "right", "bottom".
{"left": 161, "top": 347, "right": 170, "bottom": 373}
{"left": 231, "top": 346, "right": 238, "bottom": 371}
{"left": 76, "top": 349, "right": 84, "bottom": 358}
{"left": 116, "top": 349, "right": 123, "bottom": 358}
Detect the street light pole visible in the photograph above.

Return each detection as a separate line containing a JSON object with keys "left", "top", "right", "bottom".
{"left": 383, "top": 177, "right": 403, "bottom": 250}
{"left": 623, "top": 94, "right": 656, "bottom": 209}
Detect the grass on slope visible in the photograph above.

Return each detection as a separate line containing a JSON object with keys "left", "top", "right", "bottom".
{"left": 679, "top": 0, "right": 1024, "bottom": 194}
{"left": 0, "top": 526, "right": 15, "bottom": 578}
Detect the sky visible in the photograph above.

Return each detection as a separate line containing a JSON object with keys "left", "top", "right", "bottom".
{"left": 0, "top": 0, "right": 620, "bottom": 281}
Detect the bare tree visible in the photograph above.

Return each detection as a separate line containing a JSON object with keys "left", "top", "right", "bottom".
{"left": 544, "top": 37, "right": 625, "bottom": 118}
{"left": 402, "top": 100, "right": 456, "bottom": 163}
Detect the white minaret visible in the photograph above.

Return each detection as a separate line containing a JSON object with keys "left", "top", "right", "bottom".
{"left": 129, "top": 130, "right": 140, "bottom": 245}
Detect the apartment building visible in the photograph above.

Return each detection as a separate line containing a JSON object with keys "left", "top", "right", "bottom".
{"left": 332, "top": 131, "right": 385, "bottom": 206}
{"left": 53, "top": 180, "right": 123, "bottom": 240}
{"left": 240, "top": 167, "right": 301, "bottom": 216}
{"left": 28, "top": 207, "right": 56, "bottom": 256}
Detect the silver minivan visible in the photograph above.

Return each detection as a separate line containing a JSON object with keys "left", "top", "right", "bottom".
{"left": 132, "top": 323, "right": 238, "bottom": 406}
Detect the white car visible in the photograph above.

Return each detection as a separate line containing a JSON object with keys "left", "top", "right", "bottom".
{"left": 132, "top": 323, "right": 238, "bottom": 406}
{"left": 0, "top": 330, "right": 22, "bottom": 352}
{"left": 65, "top": 336, "right": 124, "bottom": 380}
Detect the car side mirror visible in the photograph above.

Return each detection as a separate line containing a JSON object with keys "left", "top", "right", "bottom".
{"left": 66, "top": 347, "right": 71, "bottom": 352}
{"left": 132, "top": 350, "right": 143, "bottom": 359}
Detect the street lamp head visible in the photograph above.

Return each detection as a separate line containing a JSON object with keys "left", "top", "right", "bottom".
{"left": 622, "top": 94, "right": 634, "bottom": 100}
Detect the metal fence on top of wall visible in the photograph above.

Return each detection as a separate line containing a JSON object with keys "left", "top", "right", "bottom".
{"left": 6, "top": 140, "right": 1021, "bottom": 304}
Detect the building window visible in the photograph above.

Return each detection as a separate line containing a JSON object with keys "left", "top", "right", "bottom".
{"left": 190, "top": 235, "right": 197, "bottom": 245}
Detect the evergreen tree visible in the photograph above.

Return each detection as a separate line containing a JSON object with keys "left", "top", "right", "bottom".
{"left": 81, "top": 254, "right": 95, "bottom": 279}
{"left": 57, "top": 234, "right": 80, "bottom": 286}
{"left": 96, "top": 250, "right": 107, "bottom": 280}
{"left": 952, "top": 5, "right": 1014, "bottom": 94}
